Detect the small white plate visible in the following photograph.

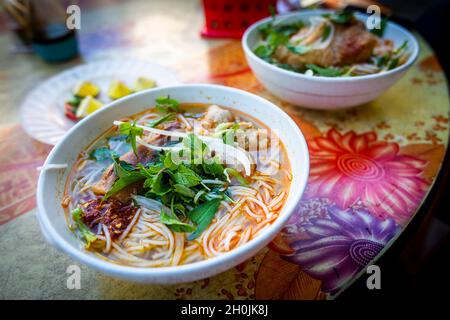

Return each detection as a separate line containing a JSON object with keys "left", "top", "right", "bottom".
{"left": 20, "top": 60, "right": 180, "bottom": 145}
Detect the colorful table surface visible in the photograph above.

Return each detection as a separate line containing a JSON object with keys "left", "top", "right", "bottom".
{"left": 0, "top": 0, "right": 449, "bottom": 299}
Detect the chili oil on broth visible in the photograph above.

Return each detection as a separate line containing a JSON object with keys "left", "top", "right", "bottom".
{"left": 63, "top": 102, "right": 292, "bottom": 267}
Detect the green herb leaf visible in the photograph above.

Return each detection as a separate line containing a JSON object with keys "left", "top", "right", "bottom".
{"left": 173, "top": 164, "right": 202, "bottom": 187}
{"left": 323, "top": 10, "right": 354, "bottom": 24}
{"left": 119, "top": 121, "right": 143, "bottom": 157}
{"left": 149, "top": 112, "right": 175, "bottom": 128}
{"left": 67, "top": 95, "right": 82, "bottom": 107}
{"left": 104, "top": 171, "right": 145, "bottom": 200}
{"left": 387, "top": 58, "right": 399, "bottom": 70}
{"left": 393, "top": 40, "right": 408, "bottom": 55}
{"left": 156, "top": 95, "right": 180, "bottom": 113}
{"left": 253, "top": 44, "right": 272, "bottom": 58}
{"left": 375, "top": 53, "right": 390, "bottom": 67}
{"left": 89, "top": 147, "right": 119, "bottom": 163}
{"left": 369, "top": 16, "right": 388, "bottom": 37}
{"left": 112, "top": 159, "right": 134, "bottom": 178}
{"left": 151, "top": 170, "right": 172, "bottom": 195}
{"left": 162, "top": 152, "right": 178, "bottom": 170}
{"left": 160, "top": 207, "right": 195, "bottom": 233}
{"left": 182, "top": 134, "right": 208, "bottom": 164}
{"left": 321, "top": 24, "right": 331, "bottom": 41}
{"left": 286, "top": 43, "right": 311, "bottom": 55}
{"left": 72, "top": 208, "right": 97, "bottom": 247}
{"left": 202, "top": 159, "right": 225, "bottom": 178}
{"left": 173, "top": 184, "right": 195, "bottom": 198}
{"left": 188, "top": 198, "right": 222, "bottom": 240}
{"left": 224, "top": 167, "right": 248, "bottom": 185}
{"left": 267, "top": 31, "right": 289, "bottom": 49}
{"left": 306, "top": 64, "right": 342, "bottom": 77}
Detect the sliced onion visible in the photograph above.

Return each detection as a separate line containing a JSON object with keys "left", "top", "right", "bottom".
{"left": 133, "top": 195, "right": 169, "bottom": 213}
{"left": 136, "top": 136, "right": 182, "bottom": 151}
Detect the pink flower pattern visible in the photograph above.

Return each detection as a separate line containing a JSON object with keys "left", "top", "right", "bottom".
{"left": 305, "top": 129, "right": 429, "bottom": 223}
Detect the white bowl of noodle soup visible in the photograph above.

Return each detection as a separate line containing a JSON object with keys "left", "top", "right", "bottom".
{"left": 242, "top": 9, "right": 420, "bottom": 109}
{"left": 36, "top": 84, "right": 309, "bottom": 283}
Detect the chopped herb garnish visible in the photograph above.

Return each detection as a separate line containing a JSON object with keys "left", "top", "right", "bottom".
{"left": 306, "top": 64, "right": 342, "bottom": 77}
{"left": 103, "top": 129, "right": 243, "bottom": 238}
{"left": 393, "top": 40, "right": 408, "bottom": 55}
{"left": 118, "top": 121, "right": 143, "bottom": 157}
{"left": 72, "top": 208, "right": 97, "bottom": 247}
{"left": 67, "top": 95, "right": 82, "bottom": 107}
{"left": 149, "top": 112, "right": 175, "bottom": 128}
{"left": 155, "top": 95, "right": 180, "bottom": 113}
{"left": 160, "top": 207, "right": 195, "bottom": 233}
{"left": 89, "top": 147, "right": 119, "bottom": 163}
{"left": 187, "top": 198, "right": 222, "bottom": 240}
{"left": 321, "top": 24, "right": 331, "bottom": 41}
{"left": 323, "top": 10, "right": 354, "bottom": 24}
{"left": 286, "top": 43, "right": 311, "bottom": 55}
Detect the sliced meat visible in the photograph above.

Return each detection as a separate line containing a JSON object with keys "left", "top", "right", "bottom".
{"left": 273, "top": 20, "right": 377, "bottom": 68}
{"left": 91, "top": 143, "right": 156, "bottom": 195}
{"left": 80, "top": 199, "right": 136, "bottom": 239}
{"left": 201, "top": 105, "right": 233, "bottom": 128}
{"left": 92, "top": 134, "right": 163, "bottom": 195}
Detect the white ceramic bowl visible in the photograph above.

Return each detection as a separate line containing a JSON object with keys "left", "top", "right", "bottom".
{"left": 242, "top": 9, "right": 420, "bottom": 110}
{"left": 36, "top": 84, "right": 309, "bottom": 283}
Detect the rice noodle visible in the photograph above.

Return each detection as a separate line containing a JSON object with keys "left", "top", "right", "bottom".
{"left": 102, "top": 224, "right": 112, "bottom": 253}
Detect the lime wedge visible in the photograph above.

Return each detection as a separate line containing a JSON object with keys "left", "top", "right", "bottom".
{"left": 108, "top": 80, "right": 133, "bottom": 100}
{"left": 76, "top": 96, "right": 104, "bottom": 118}
{"left": 73, "top": 81, "right": 100, "bottom": 97}
{"left": 134, "top": 77, "right": 157, "bottom": 91}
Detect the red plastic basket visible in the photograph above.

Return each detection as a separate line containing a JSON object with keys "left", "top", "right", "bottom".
{"left": 201, "top": 0, "right": 277, "bottom": 39}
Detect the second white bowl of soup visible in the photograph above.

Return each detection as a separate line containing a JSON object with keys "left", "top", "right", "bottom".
{"left": 242, "top": 9, "right": 420, "bottom": 109}
{"left": 36, "top": 84, "right": 309, "bottom": 283}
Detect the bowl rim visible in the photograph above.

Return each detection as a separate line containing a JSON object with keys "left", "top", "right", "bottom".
{"left": 242, "top": 9, "right": 420, "bottom": 83}
{"left": 36, "top": 83, "right": 310, "bottom": 280}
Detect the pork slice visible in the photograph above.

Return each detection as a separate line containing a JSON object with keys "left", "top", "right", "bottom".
{"left": 201, "top": 105, "right": 233, "bottom": 129}
{"left": 92, "top": 138, "right": 159, "bottom": 195}
{"left": 332, "top": 21, "right": 378, "bottom": 66}
{"left": 273, "top": 21, "right": 377, "bottom": 68}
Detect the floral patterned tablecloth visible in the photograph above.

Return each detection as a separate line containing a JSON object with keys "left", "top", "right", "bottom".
{"left": 0, "top": 0, "right": 448, "bottom": 300}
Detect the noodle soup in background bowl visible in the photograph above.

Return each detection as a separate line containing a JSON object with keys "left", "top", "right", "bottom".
{"left": 242, "top": 9, "right": 420, "bottom": 110}
{"left": 36, "top": 84, "right": 309, "bottom": 283}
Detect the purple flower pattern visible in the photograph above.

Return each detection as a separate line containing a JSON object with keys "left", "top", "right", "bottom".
{"left": 282, "top": 205, "right": 399, "bottom": 294}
